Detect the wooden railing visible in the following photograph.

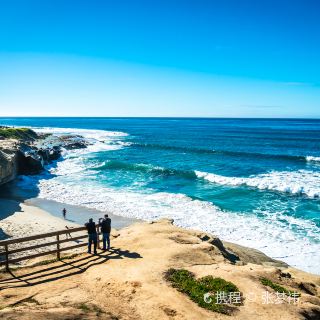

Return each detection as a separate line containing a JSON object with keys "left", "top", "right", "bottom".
{"left": 0, "top": 226, "right": 98, "bottom": 271}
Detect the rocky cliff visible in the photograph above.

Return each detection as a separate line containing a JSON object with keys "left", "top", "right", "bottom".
{"left": 0, "top": 127, "right": 87, "bottom": 187}
{"left": 0, "top": 138, "right": 59, "bottom": 186}
{"left": 0, "top": 140, "right": 19, "bottom": 185}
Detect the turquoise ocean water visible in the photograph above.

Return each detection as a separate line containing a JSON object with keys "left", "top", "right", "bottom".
{"left": 0, "top": 117, "right": 319, "bottom": 273}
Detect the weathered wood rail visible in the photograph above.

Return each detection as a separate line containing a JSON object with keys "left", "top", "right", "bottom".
{"left": 0, "top": 226, "right": 99, "bottom": 270}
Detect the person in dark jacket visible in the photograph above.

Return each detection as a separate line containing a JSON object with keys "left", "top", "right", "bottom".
{"left": 62, "top": 208, "right": 67, "bottom": 219}
{"left": 85, "top": 218, "right": 97, "bottom": 254}
{"left": 99, "top": 214, "right": 111, "bottom": 250}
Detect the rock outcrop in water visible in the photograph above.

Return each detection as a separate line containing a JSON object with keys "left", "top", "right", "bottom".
{"left": 0, "top": 127, "right": 88, "bottom": 186}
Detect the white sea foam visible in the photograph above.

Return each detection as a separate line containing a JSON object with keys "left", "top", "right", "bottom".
{"left": 16, "top": 150, "right": 320, "bottom": 274}
{"left": 306, "top": 156, "right": 320, "bottom": 162}
{"left": 23, "top": 174, "right": 319, "bottom": 274}
{"left": 33, "top": 126, "right": 128, "bottom": 138}
{"left": 14, "top": 126, "right": 320, "bottom": 274}
{"left": 195, "top": 170, "right": 320, "bottom": 198}
{"left": 33, "top": 126, "right": 130, "bottom": 156}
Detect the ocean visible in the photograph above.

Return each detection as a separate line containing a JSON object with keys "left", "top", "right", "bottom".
{"left": 0, "top": 117, "right": 319, "bottom": 274}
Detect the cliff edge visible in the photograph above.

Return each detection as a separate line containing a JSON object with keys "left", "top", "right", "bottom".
{"left": 0, "top": 127, "right": 90, "bottom": 187}
{"left": 0, "top": 127, "right": 58, "bottom": 186}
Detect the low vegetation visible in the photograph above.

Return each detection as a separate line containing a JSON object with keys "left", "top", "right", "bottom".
{"left": 0, "top": 127, "right": 38, "bottom": 140}
{"left": 165, "top": 268, "right": 241, "bottom": 315}
{"left": 260, "top": 277, "right": 300, "bottom": 297}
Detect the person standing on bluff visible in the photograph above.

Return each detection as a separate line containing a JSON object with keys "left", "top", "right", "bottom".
{"left": 85, "top": 218, "right": 97, "bottom": 254}
{"left": 99, "top": 214, "right": 111, "bottom": 251}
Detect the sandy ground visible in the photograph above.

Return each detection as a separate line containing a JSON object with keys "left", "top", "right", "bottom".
{"left": 0, "top": 199, "right": 86, "bottom": 263}
{"left": 0, "top": 199, "right": 80, "bottom": 238}
{"left": 0, "top": 217, "right": 319, "bottom": 320}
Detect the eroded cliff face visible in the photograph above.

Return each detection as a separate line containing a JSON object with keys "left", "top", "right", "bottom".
{"left": 0, "top": 139, "right": 61, "bottom": 185}
{"left": 0, "top": 140, "right": 19, "bottom": 185}
{"left": 0, "top": 138, "right": 61, "bottom": 186}
{"left": 0, "top": 139, "right": 48, "bottom": 186}
{"left": 0, "top": 129, "right": 89, "bottom": 187}
{"left": 0, "top": 128, "right": 44, "bottom": 186}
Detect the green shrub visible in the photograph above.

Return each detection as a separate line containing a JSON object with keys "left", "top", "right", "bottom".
{"left": 0, "top": 128, "right": 38, "bottom": 140}
{"left": 260, "top": 277, "right": 300, "bottom": 297}
{"left": 165, "top": 268, "right": 241, "bottom": 315}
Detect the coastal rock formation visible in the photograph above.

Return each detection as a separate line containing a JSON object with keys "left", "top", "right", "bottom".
{"left": 37, "top": 147, "right": 61, "bottom": 163}
{"left": 0, "top": 127, "right": 45, "bottom": 185}
{"left": 0, "top": 128, "right": 89, "bottom": 186}
{"left": 17, "top": 143, "right": 44, "bottom": 174}
{"left": 58, "top": 135, "right": 91, "bottom": 150}
{"left": 0, "top": 140, "right": 44, "bottom": 184}
{"left": 0, "top": 140, "right": 19, "bottom": 185}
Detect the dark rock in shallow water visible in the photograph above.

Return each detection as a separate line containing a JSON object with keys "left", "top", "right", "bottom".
{"left": 61, "top": 135, "right": 90, "bottom": 150}
{"left": 63, "top": 141, "right": 88, "bottom": 149}
{"left": 18, "top": 152, "right": 43, "bottom": 174}
{"left": 48, "top": 147, "right": 62, "bottom": 160}
{"left": 37, "top": 148, "right": 49, "bottom": 163}
{"left": 37, "top": 147, "right": 61, "bottom": 163}
{"left": 42, "top": 134, "right": 90, "bottom": 150}
{"left": 17, "top": 144, "right": 43, "bottom": 174}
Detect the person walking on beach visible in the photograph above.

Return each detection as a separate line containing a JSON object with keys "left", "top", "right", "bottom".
{"left": 85, "top": 218, "right": 97, "bottom": 254}
{"left": 99, "top": 214, "right": 111, "bottom": 251}
{"left": 62, "top": 208, "right": 67, "bottom": 219}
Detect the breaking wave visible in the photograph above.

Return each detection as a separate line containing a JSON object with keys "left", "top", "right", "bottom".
{"left": 195, "top": 170, "right": 320, "bottom": 198}
{"left": 12, "top": 124, "right": 320, "bottom": 274}
{"left": 306, "top": 156, "right": 320, "bottom": 162}
{"left": 16, "top": 173, "right": 320, "bottom": 274}
{"left": 94, "top": 160, "right": 320, "bottom": 199}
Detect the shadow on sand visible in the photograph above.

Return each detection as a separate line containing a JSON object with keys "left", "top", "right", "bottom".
{"left": 0, "top": 199, "right": 24, "bottom": 241}
{"left": 0, "top": 247, "right": 142, "bottom": 290}
{"left": 0, "top": 167, "right": 58, "bottom": 242}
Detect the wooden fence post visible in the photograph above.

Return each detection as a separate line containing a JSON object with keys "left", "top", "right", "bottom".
{"left": 0, "top": 226, "right": 88, "bottom": 268}
{"left": 56, "top": 234, "right": 60, "bottom": 260}
{"left": 4, "top": 244, "right": 9, "bottom": 271}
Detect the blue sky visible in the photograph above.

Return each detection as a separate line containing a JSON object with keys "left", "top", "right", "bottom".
{"left": 0, "top": 0, "right": 319, "bottom": 117}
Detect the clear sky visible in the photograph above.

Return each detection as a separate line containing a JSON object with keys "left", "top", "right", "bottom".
{"left": 0, "top": 0, "right": 319, "bottom": 117}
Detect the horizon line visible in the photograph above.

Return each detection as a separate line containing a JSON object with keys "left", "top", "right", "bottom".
{"left": 0, "top": 116, "right": 320, "bottom": 120}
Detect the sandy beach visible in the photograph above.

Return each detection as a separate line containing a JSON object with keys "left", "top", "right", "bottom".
{"left": 0, "top": 199, "right": 86, "bottom": 264}
{"left": 0, "top": 199, "right": 80, "bottom": 240}
{"left": 0, "top": 198, "right": 137, "bottom": 265}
